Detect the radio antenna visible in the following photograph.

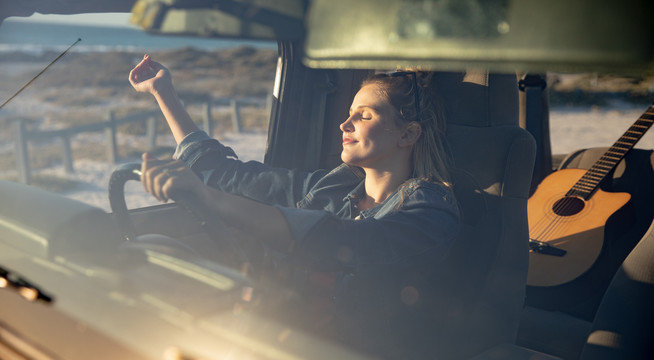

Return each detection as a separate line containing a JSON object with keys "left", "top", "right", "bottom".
{"left": 0, "top": 38, "right": 81, "bottom": 110}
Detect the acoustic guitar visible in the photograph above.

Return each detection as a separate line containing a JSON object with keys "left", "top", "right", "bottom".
{"left": 527, "top": 104, "right": 653, "bottom": 287}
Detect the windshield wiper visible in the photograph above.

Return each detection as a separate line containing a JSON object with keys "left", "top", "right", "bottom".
{"left": 0, "top": 265, "right": 54, "bottom": 304}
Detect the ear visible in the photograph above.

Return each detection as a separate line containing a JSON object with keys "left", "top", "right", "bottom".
{"left": 399, "top": 122, "right": 421, "bottom": 148}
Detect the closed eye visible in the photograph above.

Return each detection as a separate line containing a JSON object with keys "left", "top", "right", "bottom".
{"left": 360, "top": 110, "right": 373, "bottom": 120}
{"left": 348, "top": 107, "right": 375, "bottom": 120}
{"left": 347, "top": 112, "right": 372, "bottom": 121}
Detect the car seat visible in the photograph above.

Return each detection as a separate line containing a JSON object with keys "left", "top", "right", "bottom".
{"left": 579, "top": 216, "right": 654, "bottom": 359}
{"left": 501, "top": 218, "right": 654, "bottom": 360}
{"left": 400, "top": 70, "right": 536, "bottom": 359}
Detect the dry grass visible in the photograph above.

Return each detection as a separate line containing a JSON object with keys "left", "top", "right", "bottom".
{"left": 548, "top": 72, "right": 654, "bottom": 106}
{"left": 0, "top": 46, "right": 276, "bottom": 183}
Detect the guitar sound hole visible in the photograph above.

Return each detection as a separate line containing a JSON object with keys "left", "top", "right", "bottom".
{"left": 552, "top": 196, "right": 585, "bottom": 216}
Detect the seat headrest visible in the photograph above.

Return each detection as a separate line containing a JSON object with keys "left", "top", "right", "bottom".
{"left": 434, "top": 70, "right": 519, "bottom": 128}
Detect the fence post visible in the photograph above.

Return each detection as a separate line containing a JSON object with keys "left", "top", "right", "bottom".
{"left": 146, "top": 115, "right": 157, "bottom": 149}
{"left": 105, "top": 110, "right": 118, "bottom": 164}
{"left": 62, "top": 135, "right": 74, "bottom": 174}
{"left": 230, "top": 99, "right": 242, "bottom": 133}
{"left": 203, "top": 101, "right": 213, "bottom": 136}
{"left": 14, "top": 119, "right": 31, "bottom": 184}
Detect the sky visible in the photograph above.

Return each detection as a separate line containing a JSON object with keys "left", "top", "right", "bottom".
{"left": 7, "top": 13, "right": 133, "bottom": 28}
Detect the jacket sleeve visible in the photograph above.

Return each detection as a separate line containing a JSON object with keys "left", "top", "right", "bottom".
{"left": 174, "top": 131, "right": 328, "bottom": 207}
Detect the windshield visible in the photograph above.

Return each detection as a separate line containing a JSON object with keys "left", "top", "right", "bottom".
{"left": 0, "top": 6, "right": 653, "bottom": 360}
{"left": 0, "top": 13, "right": 277, "bottom": 212}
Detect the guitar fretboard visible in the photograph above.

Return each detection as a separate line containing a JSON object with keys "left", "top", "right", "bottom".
{"left": 567, "top": 105, "right": 654, "bottom": 200}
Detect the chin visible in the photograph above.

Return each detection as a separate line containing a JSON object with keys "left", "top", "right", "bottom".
{"left": 341, "top": 151, "right": 369, "bottom": 168}
{"left": 340, "top": 152, "right": 349, "bottom": 164}
{"left": 341, "top": 153, "right": 356, "bottom": 166}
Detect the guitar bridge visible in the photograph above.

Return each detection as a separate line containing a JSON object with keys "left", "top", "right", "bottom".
{"left": 529, "top": 239, "right": 567, "bottom": 257}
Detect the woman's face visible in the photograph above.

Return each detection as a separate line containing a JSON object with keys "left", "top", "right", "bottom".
{"left": 340, "top": 84, "right": 405, "bottom": 169}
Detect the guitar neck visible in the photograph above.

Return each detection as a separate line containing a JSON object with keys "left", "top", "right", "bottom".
{"left": 567, "top": 104, "right": 654, "bottom": 200}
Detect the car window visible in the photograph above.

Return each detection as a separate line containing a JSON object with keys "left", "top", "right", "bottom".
{"left": 548, "top": 72, "right": 654, "bottom": 156}
{"left": 0, "top": 13, "right": 277, "bottom": 212}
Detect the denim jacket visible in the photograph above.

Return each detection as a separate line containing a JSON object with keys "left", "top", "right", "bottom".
{"left": 175, "top": 131, "right": 461, "bottom": 355}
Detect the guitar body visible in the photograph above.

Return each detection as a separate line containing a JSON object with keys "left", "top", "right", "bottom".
{"left": 527, "top": 168, "right": 631, "bottom": 287}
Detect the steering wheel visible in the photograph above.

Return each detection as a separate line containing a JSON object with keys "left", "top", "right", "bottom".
{"left": 108, "top": 163, "right": 142, "bottom": 242}
{"left": 108, "top": 163, "right": 252, "bottom": 269}
{"left": 108, "top": 164, "right": 308, "bottom": 326}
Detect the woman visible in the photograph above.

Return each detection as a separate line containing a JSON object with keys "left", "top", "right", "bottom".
{"left": 129, "top": 54, "right": 460, "bottom": 357}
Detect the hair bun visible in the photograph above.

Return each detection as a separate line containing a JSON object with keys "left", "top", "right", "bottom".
{"left": 396, "top": 68, "right": 433, "bottom": 89}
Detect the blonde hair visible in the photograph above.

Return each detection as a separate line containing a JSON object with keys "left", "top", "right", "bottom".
{"left": 361, "top": 71, "right": 453, "bottom": 187}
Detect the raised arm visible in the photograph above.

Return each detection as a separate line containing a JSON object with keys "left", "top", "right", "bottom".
{"left": 129, "top": 54, "right": 200, "bottom": 143}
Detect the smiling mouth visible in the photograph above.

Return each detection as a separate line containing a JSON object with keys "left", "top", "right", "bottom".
{"left": 343, "top": 138, "right": 356, "bottom": 145}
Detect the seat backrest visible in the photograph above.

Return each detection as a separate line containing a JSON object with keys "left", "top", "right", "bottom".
{"left": 578, "top": 217, "right": 654, "bottom": 360}
{"left": 412, "top": 71, "right": 536, "bottom": 358}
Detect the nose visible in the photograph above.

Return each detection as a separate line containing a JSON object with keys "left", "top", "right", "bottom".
{"left": 340, "top": 115, "right": 354, "bottom": 133}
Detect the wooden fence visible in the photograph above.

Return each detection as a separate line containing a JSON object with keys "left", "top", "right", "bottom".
{"left": 12, "top": 97, "right": 268, "bottom": 184}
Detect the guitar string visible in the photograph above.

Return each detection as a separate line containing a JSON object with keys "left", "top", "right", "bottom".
{"left": 533, "top": 165, "right": 624, "bottom": 242}
{"left": 531, "top": 170, "right": 597, "bottom": 241}
{"left": 531, "top": 196, "right": 579, "bottom": 243}
{"left": 532, "top": 164, "right": 618, "bottom": 242}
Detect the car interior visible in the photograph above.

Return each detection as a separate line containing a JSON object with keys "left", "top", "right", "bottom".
{"left": 1, "top": 1, "right": 653, "bottom": 359}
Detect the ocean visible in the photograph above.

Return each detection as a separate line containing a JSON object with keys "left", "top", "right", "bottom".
{"left": 0, "top": 19, "right": 276, "bottom": 53}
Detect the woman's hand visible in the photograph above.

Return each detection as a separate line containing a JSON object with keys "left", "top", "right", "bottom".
{"left": 140, "top": 153, "right": 294, "bottom": 253}
{"left": 140, "top": 152, "right": 206, "bottom": 203}
{"left": 129, "top": 54, "right": 173, "bottom": 96}
{"left": 129, "top": 55, "right": 199, "bottom": 143}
